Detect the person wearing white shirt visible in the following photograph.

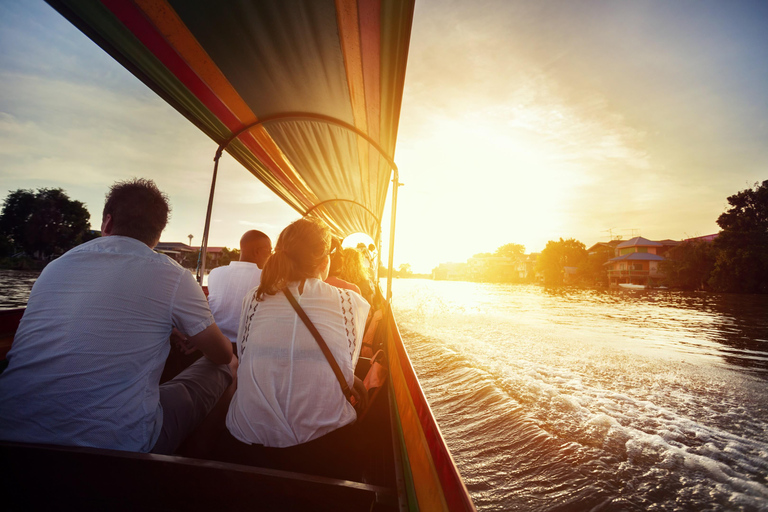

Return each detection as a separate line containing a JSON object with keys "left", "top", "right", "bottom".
{"left": 0, "top": 179, "right": 235, "bottom": 454}
{"left": 224, "top": 217, "right": 369, "bottom": 468}
{"left": 207, "top": 230, "right": 272, "bottom": 344}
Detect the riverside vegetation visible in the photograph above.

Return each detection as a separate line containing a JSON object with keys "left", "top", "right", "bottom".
{"left": 434, "top": 180, "right": 768, "bottom": 294}
{"left": 2, "top": 181, "right": 767, "bottom": 293}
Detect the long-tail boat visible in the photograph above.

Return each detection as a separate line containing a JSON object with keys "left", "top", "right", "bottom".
{"left": 0, "top": 1, "right": 476, "bottom": 510}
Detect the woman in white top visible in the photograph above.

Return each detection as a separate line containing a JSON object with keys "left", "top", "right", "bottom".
{"left": 225, "top": 217, "right": 370, "bottom": 451}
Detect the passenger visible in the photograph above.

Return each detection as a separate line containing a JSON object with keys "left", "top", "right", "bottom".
{"left": 223, "top": 217, "right": 370, "bottom": 472}
{"left": 367, "top": 243, "right": 377, "bottom": 270}
{"left": 324, "top": 237, "right": 361, "bottom": 294}
{"left": 208, "top": 230, "right": 272, "bottom": 346}
{"left": 340, "top": 247, "right": 374, "bottom": 304}
{"left": 0, "top": 178, "right": 235, "bottom": 454}
{"left": 357, "top": 242, "right": 375, "bottom": 276}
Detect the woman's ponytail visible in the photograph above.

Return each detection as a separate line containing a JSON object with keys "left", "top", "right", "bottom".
{"left": 255, "top": 217, "right": 330, "bottom": 300}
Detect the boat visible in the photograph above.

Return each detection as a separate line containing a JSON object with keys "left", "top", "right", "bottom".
{"left": 0, "top": 1, "right": 476, "bottom": 510}
{"left": 618, "top": 283, "right": 646, "bottom": 290}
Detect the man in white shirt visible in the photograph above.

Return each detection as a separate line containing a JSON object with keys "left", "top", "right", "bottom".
{"left": 207, "top": 230, "right": 272, "bottom": 344}
{"left": 0, "top": 178, "right": 235, "bottom": 454}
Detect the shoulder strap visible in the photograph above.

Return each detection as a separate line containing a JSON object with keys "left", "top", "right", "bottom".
{"left": 282, "top": 287, "right": 353, "bottom": 401}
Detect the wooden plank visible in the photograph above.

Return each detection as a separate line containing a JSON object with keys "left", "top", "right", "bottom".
{"left": 1, "top": 442, "right": 394, "bottom": 511}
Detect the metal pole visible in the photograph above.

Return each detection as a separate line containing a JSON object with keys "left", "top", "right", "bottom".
{"left": 376, "top": 231, "right": 382, "bottom": 283}
{"left": 386, "top": 171, "right": 401, "bottom": 302}
{"left": 197, "top": 148, "right": 223, "bottom": 285}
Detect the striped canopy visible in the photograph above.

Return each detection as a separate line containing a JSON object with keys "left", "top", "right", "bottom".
{"left": 47, "top": 0, "right": 415, "bottom": 241}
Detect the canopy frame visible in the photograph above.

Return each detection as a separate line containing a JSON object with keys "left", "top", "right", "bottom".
{"left": 303, "top": 199, "right": 382, "bottom": 227}
{"left": 196, "top": 112, "right": 401, "bottom": 302}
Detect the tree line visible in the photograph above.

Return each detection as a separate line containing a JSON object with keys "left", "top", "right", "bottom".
{"left": 662, "top": 180, "right": 768, "bottom": 293}
{"left": 3, "top": 181, "right": 767, "bottom": 292}
{"left": 459, "top": 180, "right": 768, "bottom": 294}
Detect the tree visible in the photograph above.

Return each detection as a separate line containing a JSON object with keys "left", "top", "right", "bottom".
{"left": 397, "top": 263, "right": 413, "bottom": 277}
{"left": 709, "top": 180, "right": 768, "bottom": 293}
{"left": 661, "top": 240, "right": 718, "bottom": 290}
{"left": 495, "top": 243, "right": 525, "bottom": 259}
{"left": 0, "top": 188, "right": 91, "bottom": 259}
{"left": 218, "top": 247, "right": 240, "bottom": 267}
{"left": 536, "top": 238, "right": 587, "bottom": 285}
{"left": 578, "top": 244, "right": 614, "bottom": 286}
{"left": 181, "top": 249, "right": 219, "bottom": 270}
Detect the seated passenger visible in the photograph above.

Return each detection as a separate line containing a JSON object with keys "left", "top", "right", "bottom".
{"left": 357, "top": 242, "right": 375, "bottom": 276}
{"left": 208, "top": 230, "right": 272, "bottom": 345}
{"left": 225, "top": 217, "right": 370, "bottom": 451}
{"left": 0, "top": 178, "right": 235, "bottom": 454}
{"left": 324, "top": 237, "right": 361, "bottom": 294}
{"left": 340, "top": 247, "right": 374, "bottom": 304}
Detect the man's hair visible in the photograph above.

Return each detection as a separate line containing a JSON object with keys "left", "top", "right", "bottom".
{"left": 240, "top": 230, "right": 269, "bottom": 251}
{"left": 103, "top": 178, "right": 170, "bottom": 246}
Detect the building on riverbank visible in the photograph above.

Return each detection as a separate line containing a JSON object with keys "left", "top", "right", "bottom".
{"left": 432, "top": 262, "right": 469, "bottom": 280}
{"left": 605, "top": 237, "right": 679, "bottom": 288}
{"left": 154, "top": 242, "right": 224, "bottom": 268}
{"left": 432, "top": 253, "right": 539, "bottom": 281}
{"left": 154, "top": 242, "right": 195, "bottom": 264}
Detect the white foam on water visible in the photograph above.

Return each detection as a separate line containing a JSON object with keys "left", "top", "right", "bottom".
{"left": 393, "top": 279, "right": 768, "bottom": 510}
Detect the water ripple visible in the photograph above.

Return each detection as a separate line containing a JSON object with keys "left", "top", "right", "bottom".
{"left": 394, "top": 280, "right": 768, "bottom": 512}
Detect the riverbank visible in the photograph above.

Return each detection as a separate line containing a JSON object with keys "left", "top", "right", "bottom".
{"left": 0, "top": 257, "right": 47, "bottom": 271}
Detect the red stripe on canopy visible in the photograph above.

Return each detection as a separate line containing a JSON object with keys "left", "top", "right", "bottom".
{"left": 99, "top": 0, "right": 316, "bottom": 208}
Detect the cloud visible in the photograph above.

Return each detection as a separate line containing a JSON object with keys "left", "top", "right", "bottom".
{"left": 2, "top": 0, "right": 765, "bottom": 270}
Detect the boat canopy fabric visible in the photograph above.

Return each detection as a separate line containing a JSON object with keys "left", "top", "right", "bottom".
{"left": 46, "top": 0, "right": 415, "bottom": 241}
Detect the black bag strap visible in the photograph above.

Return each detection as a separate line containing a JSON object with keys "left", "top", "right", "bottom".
{"left": 282, "top": 287, "right": 353, "bottom": 401}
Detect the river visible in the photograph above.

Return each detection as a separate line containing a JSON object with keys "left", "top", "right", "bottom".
{"left": 390, "top": 279, "right": 768, "bottom": 511}
{"left": 3, "top": 271, "right": 767, "bottom": 510}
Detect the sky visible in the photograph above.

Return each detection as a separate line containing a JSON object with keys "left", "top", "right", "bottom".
{"left": 1, "top": 0, "right": 767, "bottom": 273}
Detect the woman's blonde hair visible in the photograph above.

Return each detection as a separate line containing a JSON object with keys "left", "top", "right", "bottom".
{"left": 256, "top": 217, "right": 331, "bottom": 300}
{"left": 339, "top": 247, "right": 370, "bottom": 286}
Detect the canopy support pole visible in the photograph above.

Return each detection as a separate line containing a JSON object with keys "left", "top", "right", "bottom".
{"left": 197, "top": 148, "right": 223, "bottom": 284}
{"left": 199, "top": 113, "right": 402, "bottom": 289}
{"left": 386, "top": 172, "right": 402, "bottom": 303}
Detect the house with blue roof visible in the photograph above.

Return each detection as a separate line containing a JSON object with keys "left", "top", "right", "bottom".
{"left": 604, "top": 237, "right": 672, "bottom": 288}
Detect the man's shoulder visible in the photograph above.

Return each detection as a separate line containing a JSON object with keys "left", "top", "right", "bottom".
{"left": 208, "top": 261, "right": 260, "bottom": 290}
{"left": 213, "top": 261, "right": 260, "bottom": 277}
{"left": 62, "top": 237, "right": 187, "bottom": 274}
{"left": 208, "top": 265, "right": 225, "bottom": 277}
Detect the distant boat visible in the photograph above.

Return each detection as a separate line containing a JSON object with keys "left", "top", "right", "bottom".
{"left": 619, "top": 283, "right": 646, "bottom": 290}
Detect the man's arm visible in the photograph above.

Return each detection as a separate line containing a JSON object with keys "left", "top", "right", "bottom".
{"left": 184, "top": 323, "right": 233, "bottom": 365}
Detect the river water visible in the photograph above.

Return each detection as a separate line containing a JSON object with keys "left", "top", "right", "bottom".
{"left": 390, "top": 279, "right": 768, "bottom": 512}
{"left": 0, "top": 270, "right": 41, "bottom": 309}
{"left": 4, "top": 272, "right": 767, "bottom": 510}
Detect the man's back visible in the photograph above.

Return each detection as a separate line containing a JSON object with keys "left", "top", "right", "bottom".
{"left": 0, "top": 236, "right": 214, "bottom": 452}
{"left": 207, "top": 261, "right": 262, "bottom": 344}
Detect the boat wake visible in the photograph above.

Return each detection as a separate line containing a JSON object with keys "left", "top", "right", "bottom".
{"left": 395, "top": 286, "right": 768, "bottom": 512}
